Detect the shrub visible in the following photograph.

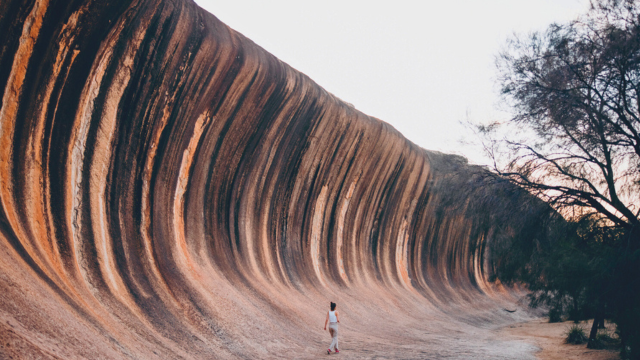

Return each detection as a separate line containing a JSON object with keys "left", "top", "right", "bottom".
{"left": 590, "top": 328, "right": 620, "bottom": 350}
{"left": 565, "top": 324, "right": 588, "bottom": 344}
{"left": 548, "top": 307, "right": 563, "bottom": 323}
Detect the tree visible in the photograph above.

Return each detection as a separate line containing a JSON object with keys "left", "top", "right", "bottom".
{"left": 483, "top": 0, "right": 640, "bottom": 356}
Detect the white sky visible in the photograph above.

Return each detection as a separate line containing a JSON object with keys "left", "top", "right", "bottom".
{"left": 194, "top": 0, "right": 591, "bottom": 165}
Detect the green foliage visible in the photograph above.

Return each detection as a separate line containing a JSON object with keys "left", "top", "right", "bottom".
{"left": 548, "top": 306, "right": 563, "bottom": 323}
{"left": 613, "top": 283, "right": 640, "bottom": 359}
{"left": 565, "top": 324, "right": 588, "bottom": 344}
{"left": 494, "top": 215, "right": 614, "bottom": 314}
{"left": 591, "top": 328, "right": 620, "bottom": 350}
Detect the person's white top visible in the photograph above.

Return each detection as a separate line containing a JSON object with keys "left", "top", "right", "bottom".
{"left": 329, "top": 310, "right": 337, "bottom": 323}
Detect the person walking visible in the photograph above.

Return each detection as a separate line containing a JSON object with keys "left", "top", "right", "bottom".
{"left": 323, "top": 302, "right": 340, "bottom": 354}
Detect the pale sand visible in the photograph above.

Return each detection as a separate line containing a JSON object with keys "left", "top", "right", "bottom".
{"left": 499, "top": 318, "right": 619, "bottom": 360}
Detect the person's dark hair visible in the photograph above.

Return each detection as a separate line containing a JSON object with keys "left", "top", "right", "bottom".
{"left": 330, "top": 302, "right": 336, "bottom": 311}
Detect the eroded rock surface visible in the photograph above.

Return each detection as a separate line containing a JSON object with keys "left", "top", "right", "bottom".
{"left": 0, "top": 0, "right": 542, "bottom": 358}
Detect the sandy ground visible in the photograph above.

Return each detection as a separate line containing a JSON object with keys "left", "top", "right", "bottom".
{"left": 305, "top": 317, "right": 620, "bottom": 360}
{"left": 499, "top": 318, "right": 620, "bottom": 360}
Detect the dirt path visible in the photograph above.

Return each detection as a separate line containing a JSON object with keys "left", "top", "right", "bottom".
{"left": 499, "top": 318, "right": 619, "bottom": 360}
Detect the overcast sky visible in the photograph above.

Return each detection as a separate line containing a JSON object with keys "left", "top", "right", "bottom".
{"left": 194, "top": 0, "right": 591, "bottom": 164}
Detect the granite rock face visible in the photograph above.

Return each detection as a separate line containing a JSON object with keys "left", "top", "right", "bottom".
{"left": 0, "top": 0, "right": 541, "bottom": 358}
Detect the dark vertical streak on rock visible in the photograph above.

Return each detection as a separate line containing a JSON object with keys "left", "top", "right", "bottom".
{"left": 0, "top": 0, "right": 36, "bottom": 111}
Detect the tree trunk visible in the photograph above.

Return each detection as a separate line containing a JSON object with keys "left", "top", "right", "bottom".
{"left": 571, "top": 296, "right": 580, "bottom": 323}
{"left": 597, "top": 304, "right": 605, "bottom": 329}
{"left": 587, "top": 317, "right": 599, "bottom": 349}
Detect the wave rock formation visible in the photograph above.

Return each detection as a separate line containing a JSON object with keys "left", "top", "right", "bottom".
{"left": 0, "top": 0, "right": 541, "bottom": 358}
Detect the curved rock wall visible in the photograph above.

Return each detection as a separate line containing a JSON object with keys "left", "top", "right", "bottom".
{"left": 0, "top": 0, "right": 540, "bottom": 358}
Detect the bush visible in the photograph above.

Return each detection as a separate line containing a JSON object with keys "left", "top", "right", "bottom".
{"left": 548, "top": 307, "right": 563, "bottom": 323}
{"left": 590, "top": 328, "right": 619, "bottom": 350}
{"left": 616, "top": 304, "right": 640, "bottom": 359}
{"left": 566, "top": 324, "right": 588, "bottom": 344}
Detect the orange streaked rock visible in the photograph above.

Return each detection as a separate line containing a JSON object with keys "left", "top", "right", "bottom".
{"left": 0, "top": 0, "right": 549, "bottom": 358}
